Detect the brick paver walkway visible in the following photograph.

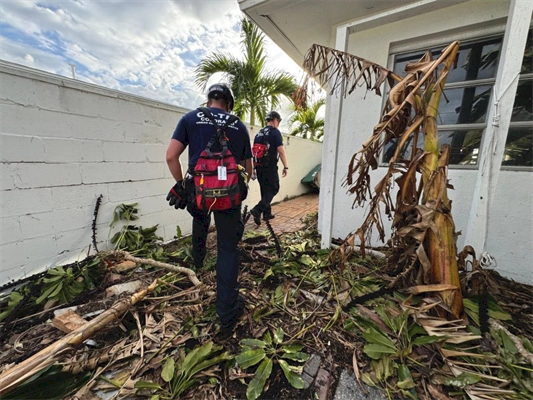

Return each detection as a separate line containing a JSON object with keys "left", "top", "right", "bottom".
{"left": 245, "top": 192, "right": 319, "bottom": 233}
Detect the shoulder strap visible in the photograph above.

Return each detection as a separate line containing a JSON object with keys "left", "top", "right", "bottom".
{"left": 197, "top": 107, "right": 239, "bottom": 157}
{"left": 257, "top": 127, "right": 271, "bottom": 144}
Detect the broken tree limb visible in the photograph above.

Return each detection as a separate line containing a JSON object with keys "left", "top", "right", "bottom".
{"left": 0, "top": 280, "right": 158, "bottom": 396}
{"left": 107, "top": 250, "right": 201, "bottom": 286}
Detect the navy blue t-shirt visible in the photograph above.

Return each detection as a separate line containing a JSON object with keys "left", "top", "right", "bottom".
{"left": 172, "top": 107, "right": 252, "bottom": 170}
{"left": 253, "top": 126, "right": 283, "bottom": 162}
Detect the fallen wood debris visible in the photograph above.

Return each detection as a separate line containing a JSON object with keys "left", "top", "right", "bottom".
{"left": 0, "top": 280, "right": 157, "bottom": 396}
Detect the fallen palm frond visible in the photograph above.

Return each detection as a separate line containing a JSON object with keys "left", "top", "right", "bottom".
{"left": 0, "top": 280, "right": 158, "bottom": 396}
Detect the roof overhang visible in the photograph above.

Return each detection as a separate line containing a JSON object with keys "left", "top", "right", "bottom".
{"left": 238, "top": 0, "right": 469, "bottom": 67}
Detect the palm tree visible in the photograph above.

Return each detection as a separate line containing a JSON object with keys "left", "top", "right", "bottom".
{"left": 288, "top": 97, "right": 325, "bottom": 141}
{"left": 194, "top": 18, "right": 298, "bottom": 126}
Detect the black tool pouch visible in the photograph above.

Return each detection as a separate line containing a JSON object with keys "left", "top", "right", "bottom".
{"left": 184, "top": 175, "right": 196, "bottom": 210}
{"left": 238, "top": 172, "right": 248, "bottom": 201}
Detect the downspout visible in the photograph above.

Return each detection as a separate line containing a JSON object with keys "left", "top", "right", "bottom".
{"left": 319, "top": 25, "right": 348, "bottom": 249}
{"left": 464, "top": 0, "right": 532, "bottom": 254}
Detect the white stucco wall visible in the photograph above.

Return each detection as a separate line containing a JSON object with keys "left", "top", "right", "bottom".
{"left": 0, "top": 61, "right": 322, "bottom": 285}
{"left": 326, "top": 0, "right": 532, "bottom": 283}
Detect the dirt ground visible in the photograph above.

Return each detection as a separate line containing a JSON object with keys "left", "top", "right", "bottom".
{"left": 1, "top": 212, "right": 532, "bottom": 400}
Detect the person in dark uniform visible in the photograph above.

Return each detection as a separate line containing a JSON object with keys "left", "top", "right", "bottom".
{"left": 250, "top": 110, "right": 288, "bottom": 225}
{"left": 165, "top": 83, "right": 252, "bottom": 336}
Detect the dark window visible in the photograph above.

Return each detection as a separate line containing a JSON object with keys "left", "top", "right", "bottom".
{"left": 383, "top": 129, "right": 483, "bottom": 165}
{"left": 503, "top": 127, "right": 533, "bottom": 166}
{"left": 384, "top": 29, "right": 532, "bottom": 168}
{"left": 437, "top": 85, "right": 491, "bottom": 125}
{"left": 505, "top": 31, "right": 532, "bottom": 167}
{"left": 393, "top": 37, "right": 501, "bottom": 83}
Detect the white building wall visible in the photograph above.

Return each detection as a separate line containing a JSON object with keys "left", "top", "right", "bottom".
{"left": 327, "top": 0, "right": 532, "bottom": 283}
{"left": 0, "top": 61, "right": 322, "bottom": 285}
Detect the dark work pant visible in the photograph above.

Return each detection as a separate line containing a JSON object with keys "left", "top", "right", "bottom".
{"left": 187, "top": 202, "right": 244, "bottom": 327}
{"left": 254, "top": 165, "right": 280, "bottom": 216}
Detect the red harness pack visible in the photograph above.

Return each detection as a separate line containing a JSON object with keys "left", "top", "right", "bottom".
{"left": 193, "top": 108, "right": 242, "bottom": 212}
{"left": 252, "top": 127, "right": 271, "bottom": 167}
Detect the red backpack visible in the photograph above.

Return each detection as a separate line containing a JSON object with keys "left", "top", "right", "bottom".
{"left": 193, "top": 107, "right": 243, "bottom": 212}
{"left": 252, "top": 127, "right": 271, "bottom": 167}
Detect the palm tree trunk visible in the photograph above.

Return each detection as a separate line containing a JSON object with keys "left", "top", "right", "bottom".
{"left": 250, "top": 107, "right": 256, "bottom": 127}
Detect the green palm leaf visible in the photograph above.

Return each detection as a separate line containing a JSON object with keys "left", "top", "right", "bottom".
{"left": 194, "top": 18, "right": 297, "bottom": 126}
{"left": 289, "top": 97, "right": 325, "bottom": 141}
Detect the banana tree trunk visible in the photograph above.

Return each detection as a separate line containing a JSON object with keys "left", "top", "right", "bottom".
{"left": 421, "top": 42, "right": 463, "bottom": 318}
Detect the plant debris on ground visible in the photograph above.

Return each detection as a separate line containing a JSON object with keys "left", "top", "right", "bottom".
{"left": 0, "top": 208, "right": 532, "bottom": 400}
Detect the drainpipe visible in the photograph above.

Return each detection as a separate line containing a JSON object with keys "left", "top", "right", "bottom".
{"left": 319, "top": 25, "right": 348, "bottom": 249}
{"left": 464, "top": 0, "right": 532, "bottom": 253}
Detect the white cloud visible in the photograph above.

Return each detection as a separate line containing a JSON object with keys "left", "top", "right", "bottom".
{"left": 0, "top": 0, "right": 304, "bottom": 114}
{"left": 23, "top": 54, "right": 35, "bottom": 64}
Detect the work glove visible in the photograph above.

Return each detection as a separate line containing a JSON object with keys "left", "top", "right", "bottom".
{"left": 167, "top": 181, "right": 187, "bottom": 209}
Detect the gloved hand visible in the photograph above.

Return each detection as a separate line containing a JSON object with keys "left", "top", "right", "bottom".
{"left": 166, "top": 181, "right": 187, "bottom": 209}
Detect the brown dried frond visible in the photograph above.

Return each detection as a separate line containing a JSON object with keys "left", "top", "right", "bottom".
{"left": 292, "top": 84, "right": 308, "bottom": 110}
{"left": 302, "top": 44, "right": 398, "bottom": 97}
{"left": 339, "top": 43, "right": 460, "bottom": 280}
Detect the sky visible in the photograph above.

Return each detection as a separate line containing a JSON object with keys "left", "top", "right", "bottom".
{"left": 0, "top": 0, "right": 305, "bottom": 117}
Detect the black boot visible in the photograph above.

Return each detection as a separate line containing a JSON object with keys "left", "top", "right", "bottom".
{"left": 218, "top": 296, "right": 245, "bottom": 339}
{"left": 250, "top": 208, "right": 261, "bottom": 226}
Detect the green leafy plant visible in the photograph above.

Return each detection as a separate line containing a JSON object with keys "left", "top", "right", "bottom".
{"left": 109, "top": 203, "right": 163, "bottom": 258}
{"left": 242, "top": 229, "right": 269, "bottom": 241}
{"left": 352, "top": 303, "right": 443, "bottom": 399}
{"left": 462, "top": 297, "right": 512, "bottom": 325}
{"left": 174, "top": 225, "right": 182, "bottom": 240}
{"left": 35, "top": 266, "right": 85, "bottom": 305}
{"left": 135, "top": 341, "right": 232, "bottom": 399}
{"left": 235, "top": 327, "right": 309, "bottom": 400}
{"left": 0, "top": 291, "right": 24, "bottom": 322}
{"left": 35, "top": 257, "right": 104, "bottom": 306}
{"left": 168, "top": 236, "right": 194, "bottom": 264}
{"left": 459, "top": 297, "right": 532, "bottom": 396}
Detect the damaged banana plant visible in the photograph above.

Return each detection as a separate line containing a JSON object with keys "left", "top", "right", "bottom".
{"left": 302, "top": 43, "right": 464, "bottom": 318}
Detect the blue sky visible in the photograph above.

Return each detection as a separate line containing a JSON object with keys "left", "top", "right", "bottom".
{"left": 0, "top": 0, "right": 303, "bottom": 113}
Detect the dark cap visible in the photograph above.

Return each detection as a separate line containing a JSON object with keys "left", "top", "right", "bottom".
{"left": 266, "top": 110, "right": 282, "bottom": 122}
{"left": 207, "top": 83, "right": 234, "bottom": 111}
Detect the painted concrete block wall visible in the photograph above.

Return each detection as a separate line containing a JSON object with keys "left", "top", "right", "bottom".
{"left": 0, "top": 61, "right": 322, "bottom": 285}
{"left": 246, "top": 126, "right": 322, "bottom": 208}
{"left": 327, "top": 0, "right": 532, "bottom": 283}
